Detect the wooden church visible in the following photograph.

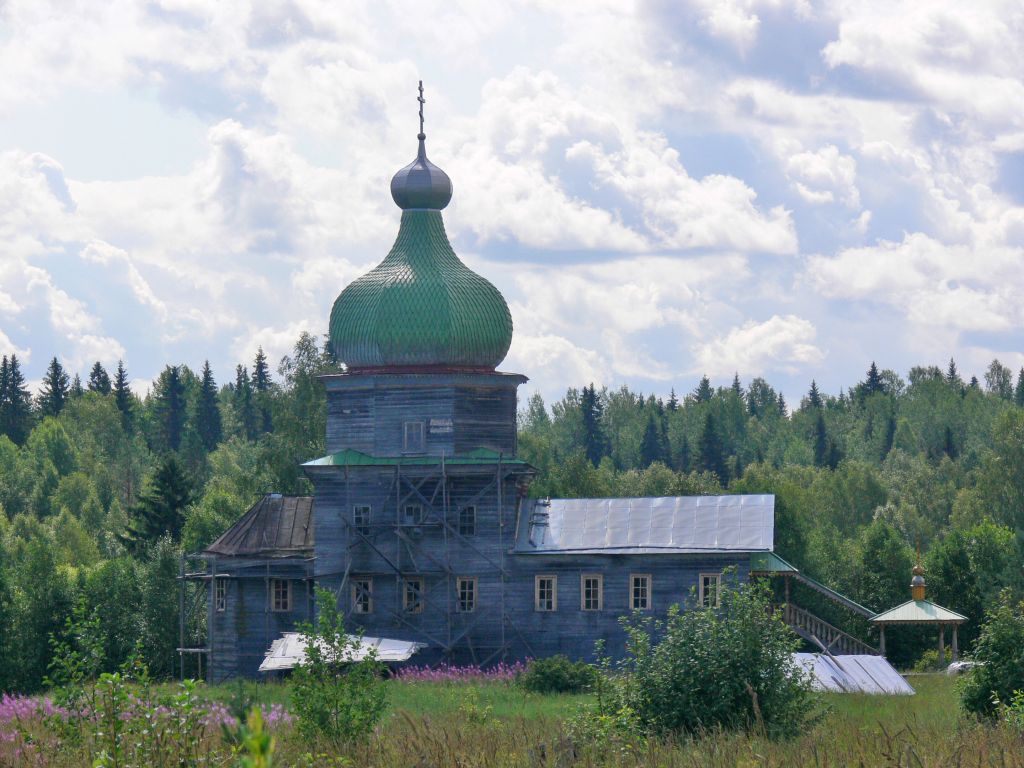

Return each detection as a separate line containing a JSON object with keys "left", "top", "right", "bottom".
{"left": 182, "top": 90, "right": 878, "bottom": 682}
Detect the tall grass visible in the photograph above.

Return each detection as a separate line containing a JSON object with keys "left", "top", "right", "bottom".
{"left": 5, "top": 674, "right": 1024, "bottom": 767}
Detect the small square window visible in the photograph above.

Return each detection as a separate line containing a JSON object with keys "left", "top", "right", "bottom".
{"left": 403, "top": 504, "right": 423, "bottom": 525}
{"left": 214, "top": 578, "right": 227, "bottom": 612}
{"left": 403, "top": 421, "right": 425, "bottom": 453}
{"left": 404, "top": 578, "right": 424, "bottom": 614}
{"left": 271, "top": 579, "right": 291, "bottom": 612}
{"left": 535, "top": 575, "right": 557, "bottom": 611}
{"left": 581, "top": 574, "right": 603, "bottom": 611}
{"left": 353, "top": 505, "right": 371, "bottom": 536}
{"left": 352, "top": 578, "right": 373, "bottom": 614}
{"left": 631, "top": 574, "right": 651, "bottom": 611}
{"left": 700, "top": 573, "right": 722, "bottom": 608}
{"left": 457, "top": 577, "right": 477, "bottom": 612}
{"left": 458, "top": 506, "right": 476, "bottom": 536}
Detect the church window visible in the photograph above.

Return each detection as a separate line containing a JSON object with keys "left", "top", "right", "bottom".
{"left": 214, "top": 578, "right": 227, "bottom": 612}
{"left": 271, "top": 579, "right": 291, "bottom": 612}
{"left": 352, "top": 578, "right": 373, "bottom": 614}
{"left": 581, "top": 574, "right": 603, "bottom": 611}
{"left": 404, "top": 578, "right": 424, "bottom": 614}
{"left": 403, "top": 421, "right": 425, "bottom": 453}
{"left": 631, "top": 574, "right": 651, "bottom": 611}
{"left": 535, "top": 575, "right": 556, "bottom": 611}
{"left": 458, "top": 505, "right": 476, "bottom": 536}
{"left": 700, "top": 573, "right": 722, "bottom": 608}
{"left": 457, "top": 577, "right": 477, "bottom": 612}
{"left": 353, "top": 505, "right": 371, "bottom": 536}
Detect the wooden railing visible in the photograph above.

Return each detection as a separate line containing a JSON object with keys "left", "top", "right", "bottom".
{"left": 779, "top": 603, "right": 879, "bottom": 656}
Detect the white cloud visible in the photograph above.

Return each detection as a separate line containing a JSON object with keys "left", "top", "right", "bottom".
{"left": 694, "top": 314, "right": 824, "bottom": 376}
{"left": 784, "top": 144, "right": 860, "bottom": 208}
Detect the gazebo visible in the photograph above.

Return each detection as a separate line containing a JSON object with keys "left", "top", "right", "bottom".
{"left": 871, "top": 562, "right": 967, "bottom": 661}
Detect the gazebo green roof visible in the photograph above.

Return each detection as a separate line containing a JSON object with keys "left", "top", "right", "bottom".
{"left": 870, "top": 599, "right": 967, "bottom": 624}
{"left": 329, "top": 134, "right": 513, "bottom": 372}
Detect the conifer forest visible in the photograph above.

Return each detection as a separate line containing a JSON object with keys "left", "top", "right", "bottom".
{"left": 2, "top": 332, "right": 1024, "bottom": 691}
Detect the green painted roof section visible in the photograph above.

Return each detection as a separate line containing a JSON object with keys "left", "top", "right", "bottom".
{"left": 750, "top": 552, "right": 799, "bottom": 573}
{"left": 870, "top": 600, "right": 967, "bottom": 623}
{"left": 303, "top": 447, "right": 529, "bottom": 468}
{"left": 329, "top": 210, "right": 513, "bottom": 370}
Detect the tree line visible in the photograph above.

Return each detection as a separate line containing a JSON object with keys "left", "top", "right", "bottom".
{"left": 2, "top": 338, "right": 1024, "bottom": 689}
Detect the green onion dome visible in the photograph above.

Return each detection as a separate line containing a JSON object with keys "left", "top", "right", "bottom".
{"left": 329, "top": 136, "right": 513, "bottom": 372}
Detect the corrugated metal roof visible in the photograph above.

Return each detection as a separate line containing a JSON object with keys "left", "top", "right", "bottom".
{"left": 871, "top": 600, "right": 967, "bottom": 624}
{"left": 514, "top": 494, "right": 774, "bottom": 555}
{"left": 204, "top": 495, "right": 315, "bottom": 557}
{"left": 304, "top": 447, "right": 530, "bottom": 467}
{"left": 259, "top": 632, "right": 426, "bottom": 672}
{"left": 794, "top": 653, "right": 914, "bottom": 695}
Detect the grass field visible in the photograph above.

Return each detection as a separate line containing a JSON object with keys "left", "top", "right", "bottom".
{"left": 5, "top": 673, "right": 1024, "bottom": 766}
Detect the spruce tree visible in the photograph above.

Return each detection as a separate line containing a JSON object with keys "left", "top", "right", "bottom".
{"left": 881, "top": 413, "right": 896, "bottom": 459}
{"left": 667, "top": 388, "right": 679, "bottom": 412}
{"left": 807, "top": 380, "right": 823, "bottom": 409}
{"left": 640, "top": 412, "right": 665, "bottom": 467}
{"left": 698, "top": 411, "right": 728, "bottom": 482}
{"left": 253, "top": 346, "right": 273, "bottom": 433}
{"left": 813, "top": 411, "right": 828, "bottom": 467}
{"left": 693, "top": 375, "right": 713, "bottom": 403}
{"left": 731, "top": 373, "right": 742, "bottom": 397}
{"left": 69, "top": 374, "right": 84, "bottom": 398}
{"left": 946, "top": 358, "right": 962, "bottom": 388}
{"left": 777, "top": 393, "right": 788, "bottom": 417}
{"left": 1016, "top": 369, "right": 1024, "bottom": 407}
{"left": 194, "top": 360, "right": 222, "bottom": 452}
{"left": 154, "top": 365, "right": 186, "bottom": 451}
{"left": 113, "top": 360, "right": 133, "bottom": 432}
{"left": 37, "top": 357, "right": 70, "bottom": 418}
{"left": 678, "top": 433, "right": 691, "bottom": 473}
{"left": 2, "top": 355, "right": 32, "bottom": 444}
{"left": 87, "top": 361, "right": 111, "bottom": 395}
{"left": 865, "top": 362, "right": 883, "bottom": 395}
{"left": 122, "top": 454, "right": 192, "bottom": 550}
{"left": 580, "top": 383, "right": 606, "bottom": 466}
{"left": 233, "top": 365, "right": 258, "bottom": 441}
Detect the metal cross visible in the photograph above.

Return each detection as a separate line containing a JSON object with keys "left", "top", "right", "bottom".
{"left": 417, "top": 80, "right": 425, "bottom": 136}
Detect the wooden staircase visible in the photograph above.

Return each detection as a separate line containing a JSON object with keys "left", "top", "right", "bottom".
{"left": 780, "top": 603, "right": 879, "bottom": 656}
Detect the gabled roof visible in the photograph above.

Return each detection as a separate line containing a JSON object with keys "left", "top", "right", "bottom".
{"left": 303, "top": 447, "right": 530, "bottom": 468}
{"left": 750, "top": 551, "right": 799, "bottom": 574}
{"left": 870, "top": 600, "right": 967, "bottom": 624}
{"left": 204, "top": 495, "right": 314, "bottom": 557}
{"left": 514, "top": 494, "right": 774, "bottom": 555}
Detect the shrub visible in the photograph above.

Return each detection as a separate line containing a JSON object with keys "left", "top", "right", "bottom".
{"left": 960, "top": 589, "right": 1024, "bottom": 719}
{"left": 517, "top": 655, "right": 597, "bottom": 694}
{"left": 290, "top": 587, "right": 388, "bottom": 745}
{"left": 913, "top": 648, "right": 952, "bottom": 673}
{"left": 590, "top": 575, "right": 816, "bottom": 740}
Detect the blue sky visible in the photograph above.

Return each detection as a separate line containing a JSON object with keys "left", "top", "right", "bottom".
{"left": 1, "top": 0, "right": 1023, "bottom": 405}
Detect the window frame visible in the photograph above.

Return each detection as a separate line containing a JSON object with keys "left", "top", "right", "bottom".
{"left": 580, "top": 573, "right": 603, "bottom": 611}
{"left": 699, "top": 572, "right": 722, "bottom": 608}
{"left": 458, "top": 505, "right": 476, "bottom": 536}
{"left": 403, "top": 420, "right": 425, "bottom": 453}
{"left": 353, "top": 504, "right": 371, "bottom": 536}
{"left": 630, "top": 573, "right": 652, "bottom": 611}
{"left": 456, "top": 576, "right": 477, "bottom": 613}
{"left": 270, "top": 578, "right": 291, "bottom": 612}
{"left": 535, "top": 574, "right": 557, "bottom": 612}
{"left": 403, "top": 503, "right": 423, "bottom": 526}
{"left": 214, "top": 578, "right": 227, "bottom": 612}
{"left": 351, "top": 577, "right": 373, "bottom": 615}
{"left": 403, "top": 577, "right": 424, "bottom": 614}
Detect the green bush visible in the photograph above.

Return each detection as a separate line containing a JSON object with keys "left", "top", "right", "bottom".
{"left": 913, "top": 648, "right": 952, "bottom": 672}
{"left": 960, "top": 589, "right": 1024, "bottom": 719}
{"left": 589, "top": 576, "right": 816, "bottom": 740}
{"left": 517, "top": 655, "right": 597, "bottom": 694}
{"left": 290, "top": 587, "right": 388, "bottom": 745}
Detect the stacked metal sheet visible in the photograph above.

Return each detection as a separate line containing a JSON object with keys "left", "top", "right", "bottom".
{"left": 259, "top": 633, "right": 426, "bottom": 672}
{"left": 794, "top": 653, "right": 914, "bottom": 695}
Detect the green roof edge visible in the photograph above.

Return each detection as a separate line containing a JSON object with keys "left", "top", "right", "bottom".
{"left": 303, "top": 447, "right": 531, "bottom": 468}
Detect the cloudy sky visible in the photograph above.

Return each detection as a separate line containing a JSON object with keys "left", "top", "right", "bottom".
{"left": 1, "top": 0, "right": 1023, "bottom": 404}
